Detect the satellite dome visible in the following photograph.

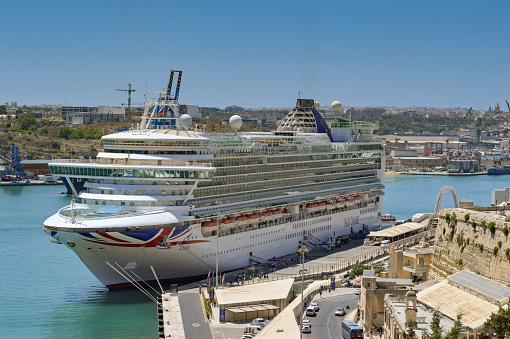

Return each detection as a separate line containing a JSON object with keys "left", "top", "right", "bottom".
{"left": 331, "top": 101, "right": 342, "bottom": 114}
{"left": 180, "top": 114, "right": 192, "bottom": 128}
{"left": 229, "top": 115, "right": 243, "bottom": 130}
{"left": 314, "top": 100, "right": 321, "bottom": 110}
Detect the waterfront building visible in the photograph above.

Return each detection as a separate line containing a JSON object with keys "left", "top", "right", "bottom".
{"left": 388, "top": 239, "right": 433, "bottom": 281}
{"left": 358, "top": 272, "right": 413, "bottom": 330}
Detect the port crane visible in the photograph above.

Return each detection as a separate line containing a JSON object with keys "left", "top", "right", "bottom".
{"left": 116, "top": 83, "right": 136, "bottom": 112}
{"left": 0, "top": 146, "right": 30, "bottom": 183}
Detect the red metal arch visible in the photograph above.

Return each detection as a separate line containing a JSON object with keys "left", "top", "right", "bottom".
{"left": 435, "top": 186, "right": 459, "bottom": 214}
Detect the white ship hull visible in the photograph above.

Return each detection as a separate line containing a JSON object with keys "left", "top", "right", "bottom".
{"left": 46, "top": 202, "right": 381, "bottom": 289}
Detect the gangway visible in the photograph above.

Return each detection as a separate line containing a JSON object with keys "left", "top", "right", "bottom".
{"left": 299, "top": 239, "right": 317, "bottom": 249}
{"left": 304, "top": 233, "right": 321, "bottom": 246}
{"left": 249, "top": 254, "right": 268, "bottom": 265}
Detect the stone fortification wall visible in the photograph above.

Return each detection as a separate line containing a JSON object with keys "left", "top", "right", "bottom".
{"left": 430, "top": 208, "right": 510, "bottom": 284}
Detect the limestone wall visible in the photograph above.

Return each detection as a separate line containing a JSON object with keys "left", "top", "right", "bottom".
{"left": 430, "top": 208, "right": 510, "bottom": 284}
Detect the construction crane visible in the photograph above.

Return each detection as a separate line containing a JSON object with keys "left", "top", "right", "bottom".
{"left": 116, "top": 83, "right": 136, "bottom": 112}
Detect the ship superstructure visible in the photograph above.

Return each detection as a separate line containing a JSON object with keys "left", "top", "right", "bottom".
{"left": 44, "top": 70, "right": 385, "bottom": 289}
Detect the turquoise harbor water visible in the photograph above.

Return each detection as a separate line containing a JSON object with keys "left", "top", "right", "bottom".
{"left": 0, "top": 174, "right": 506, "bottom": 338}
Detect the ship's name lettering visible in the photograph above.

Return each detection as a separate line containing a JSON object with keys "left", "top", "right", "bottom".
{"left": 344, "top": 216, "right": 360, "bottom": 227}
{"left": 179, "top": 245, "right": 191, "bottom": 251}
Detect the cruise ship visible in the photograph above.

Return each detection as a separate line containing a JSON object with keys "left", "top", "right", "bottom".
{"left": 43, "top": 70, "right": 385, "bottom": 289}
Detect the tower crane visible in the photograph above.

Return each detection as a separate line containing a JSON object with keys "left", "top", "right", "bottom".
{"left": 116, "top": 83, "right": 136, "bottom": 112}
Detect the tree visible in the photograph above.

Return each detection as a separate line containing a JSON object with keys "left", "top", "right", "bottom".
{"left": 422, "top": 309, "right": 443, "bottom": 339}
{"left": 403, "top": 322, "right": 419, "bottom": 339}
{"left": 17, "top": 112, "right": 38, "bottom": 131}
{"left": 0, "top": 105, "right": 6, "bottom": 114}
{"left": 348, "top": 261, "right": 369, "bottom": 280}
{"left": 476, "top": 306, "right": 510, "bottom": 339}
{"left": 56, "top": 127, "right": 73, "bottom": 139}
{"left": 444, "top": 313, "right": 462, "bottom": 339}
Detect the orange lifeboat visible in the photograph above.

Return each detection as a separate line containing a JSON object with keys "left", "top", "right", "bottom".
{"left": 235, "top": 215, "right": 248, "bottom": 222}
{"left": 247, "top": 213, "right": 259, "bottom": 219}
{"left": 222, "top": 217, "right": 235, "bottom": 224}
{"left": 354, "top": 195, "right": 360, "bottom": 200}
{"left": 262, "top": 211, "right": 272, "bottom": 217}
{"left": 273, "top": 209, "right": 282, "bottom": 215}
{"left": 318, "top": 201, "right": 326, "bottom": 207}
{"left": 202, "top": 220, "right": 219, "bottom": 227}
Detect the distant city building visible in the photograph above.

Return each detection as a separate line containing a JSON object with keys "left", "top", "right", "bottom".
{"left": 225, "top": 105, "right": 244, "bottom": 113}
{"left": 62, "top": 105, "right": 126, "bottom": 127}
{"left": 346, "top": 107, "right": 386, "bottom": 117}
{"left": 402, "top": 110, "right": 418, "bottom": 117}
{"left": 178, "top": 104, "right": 201, "bottom": 119}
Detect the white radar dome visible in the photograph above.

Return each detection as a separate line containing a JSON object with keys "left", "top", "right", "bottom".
{"left": 180, "top": 114, "right": 192, "bottom": 128}
{"left": 314, "top": 100, "right": 321, "bottom": 110}
{"left": 331, "top": 101, "right": 343, "bottom": 114}
{"left": 229, "top": 115, "right": 243, "bottom": 130}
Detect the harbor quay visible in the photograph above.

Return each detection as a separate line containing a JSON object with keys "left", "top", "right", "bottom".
{"left": 158, "top": 221, "right": 433, "bottom": 339}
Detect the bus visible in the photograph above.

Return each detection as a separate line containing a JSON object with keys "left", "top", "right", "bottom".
{"left": 341, "top": 320, "right": 363, "bottom": 339}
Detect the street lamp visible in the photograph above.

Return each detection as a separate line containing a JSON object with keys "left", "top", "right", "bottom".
{"left": 215, "top": 201, "right": 222, "bottom": 288}
{"left": 298, "top": 246, "right": 309, "bottom": 339}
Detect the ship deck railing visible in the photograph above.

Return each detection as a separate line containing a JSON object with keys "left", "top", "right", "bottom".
{"left": 49, "top": 158, "right": 213, "bottom": 168}
{"left": 57, "top": 205, "right": 166, "bottom": 221}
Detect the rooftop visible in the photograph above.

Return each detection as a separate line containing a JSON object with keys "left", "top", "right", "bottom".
{"left": 448, "top": 270, "right": 510, "bottom": 305}
{"left": 215, "top": 278, "right": 294, "bottom": 306}
{"left": 417, "top": 279, "right": 500, "bottom": 329}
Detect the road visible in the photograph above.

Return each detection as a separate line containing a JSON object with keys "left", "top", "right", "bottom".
{"left": 303, "top": 293, "right": 358, "bottom": 339}
{"left": 179, "top": 292, "right": 213, "bottom": 338}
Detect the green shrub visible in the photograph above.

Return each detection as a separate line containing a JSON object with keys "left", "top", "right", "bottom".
{"left": 457, "top": 259, "right": 463, "bottom": 266}
{"left": 466, "top": 238, "right": 470, "bottom": 245}
{"left": 504, "top": 227, "right": 509, "bottom": 237}
{"left": 443, "top": 228, "right": 446, "bottom": 235}
{"left": 506, "top": 216, "right": 510, "bottom": 222}
{"left": 461, "top": 245, "right": 465, "bottom": 253}
{"left": 506, "top": 248, "right": 510, "bottom": 260}
{"left": 499, "top": 241, "right": 503, "bottom": 249}
{"left": 488, "top": 222, "right": 496, "bottom": 234}
{"left": 464, "top": 214, "right": 470, "bottom": 222}
{"left": 494, "top": 246, "right": 499, "bottom": 256}
{"left": 479, "top": 244, "right": 484, "bottom": 252}
{"left": 481, "top": 220, "right": 487, "bottom": 228}
{"left": 471, "top": 221, "right": 476, "bottom": 230}
{"left": 445, "top": 213, "right": 451, "bottom": 223}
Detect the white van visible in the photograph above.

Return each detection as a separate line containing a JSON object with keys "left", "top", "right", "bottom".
{"left": 306, "top": 307, "right": 316, "bottom": 317}
{"left": 381, "top": 240, "right": 390, "bottom": 246}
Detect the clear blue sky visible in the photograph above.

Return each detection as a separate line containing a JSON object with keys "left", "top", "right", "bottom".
{"left": 2, "top": 0, "right": 510, "bottom": 110}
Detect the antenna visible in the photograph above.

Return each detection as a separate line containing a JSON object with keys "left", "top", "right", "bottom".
{"left": 116, "top": 83, "right": 136, "bottom": 112}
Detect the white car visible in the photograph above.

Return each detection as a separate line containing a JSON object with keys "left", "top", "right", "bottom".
{"left": 334, "top": 307, "right": 346, "bottom": 316}
{"left": 310, "top": 302, "right": 320, "bottom": 311}
{"left": 302, "top": 324, "right": 312, "bottom": 333}
{"left": 354, "top": 288, "right": 360, "bottom": 295}
{"left": 302, "top": 319, "right": 312, "bottom": 328}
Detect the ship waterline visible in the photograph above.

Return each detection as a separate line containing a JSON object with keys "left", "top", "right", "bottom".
{"left": 43, "top": 70, "right": 385, "bottom": 288}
